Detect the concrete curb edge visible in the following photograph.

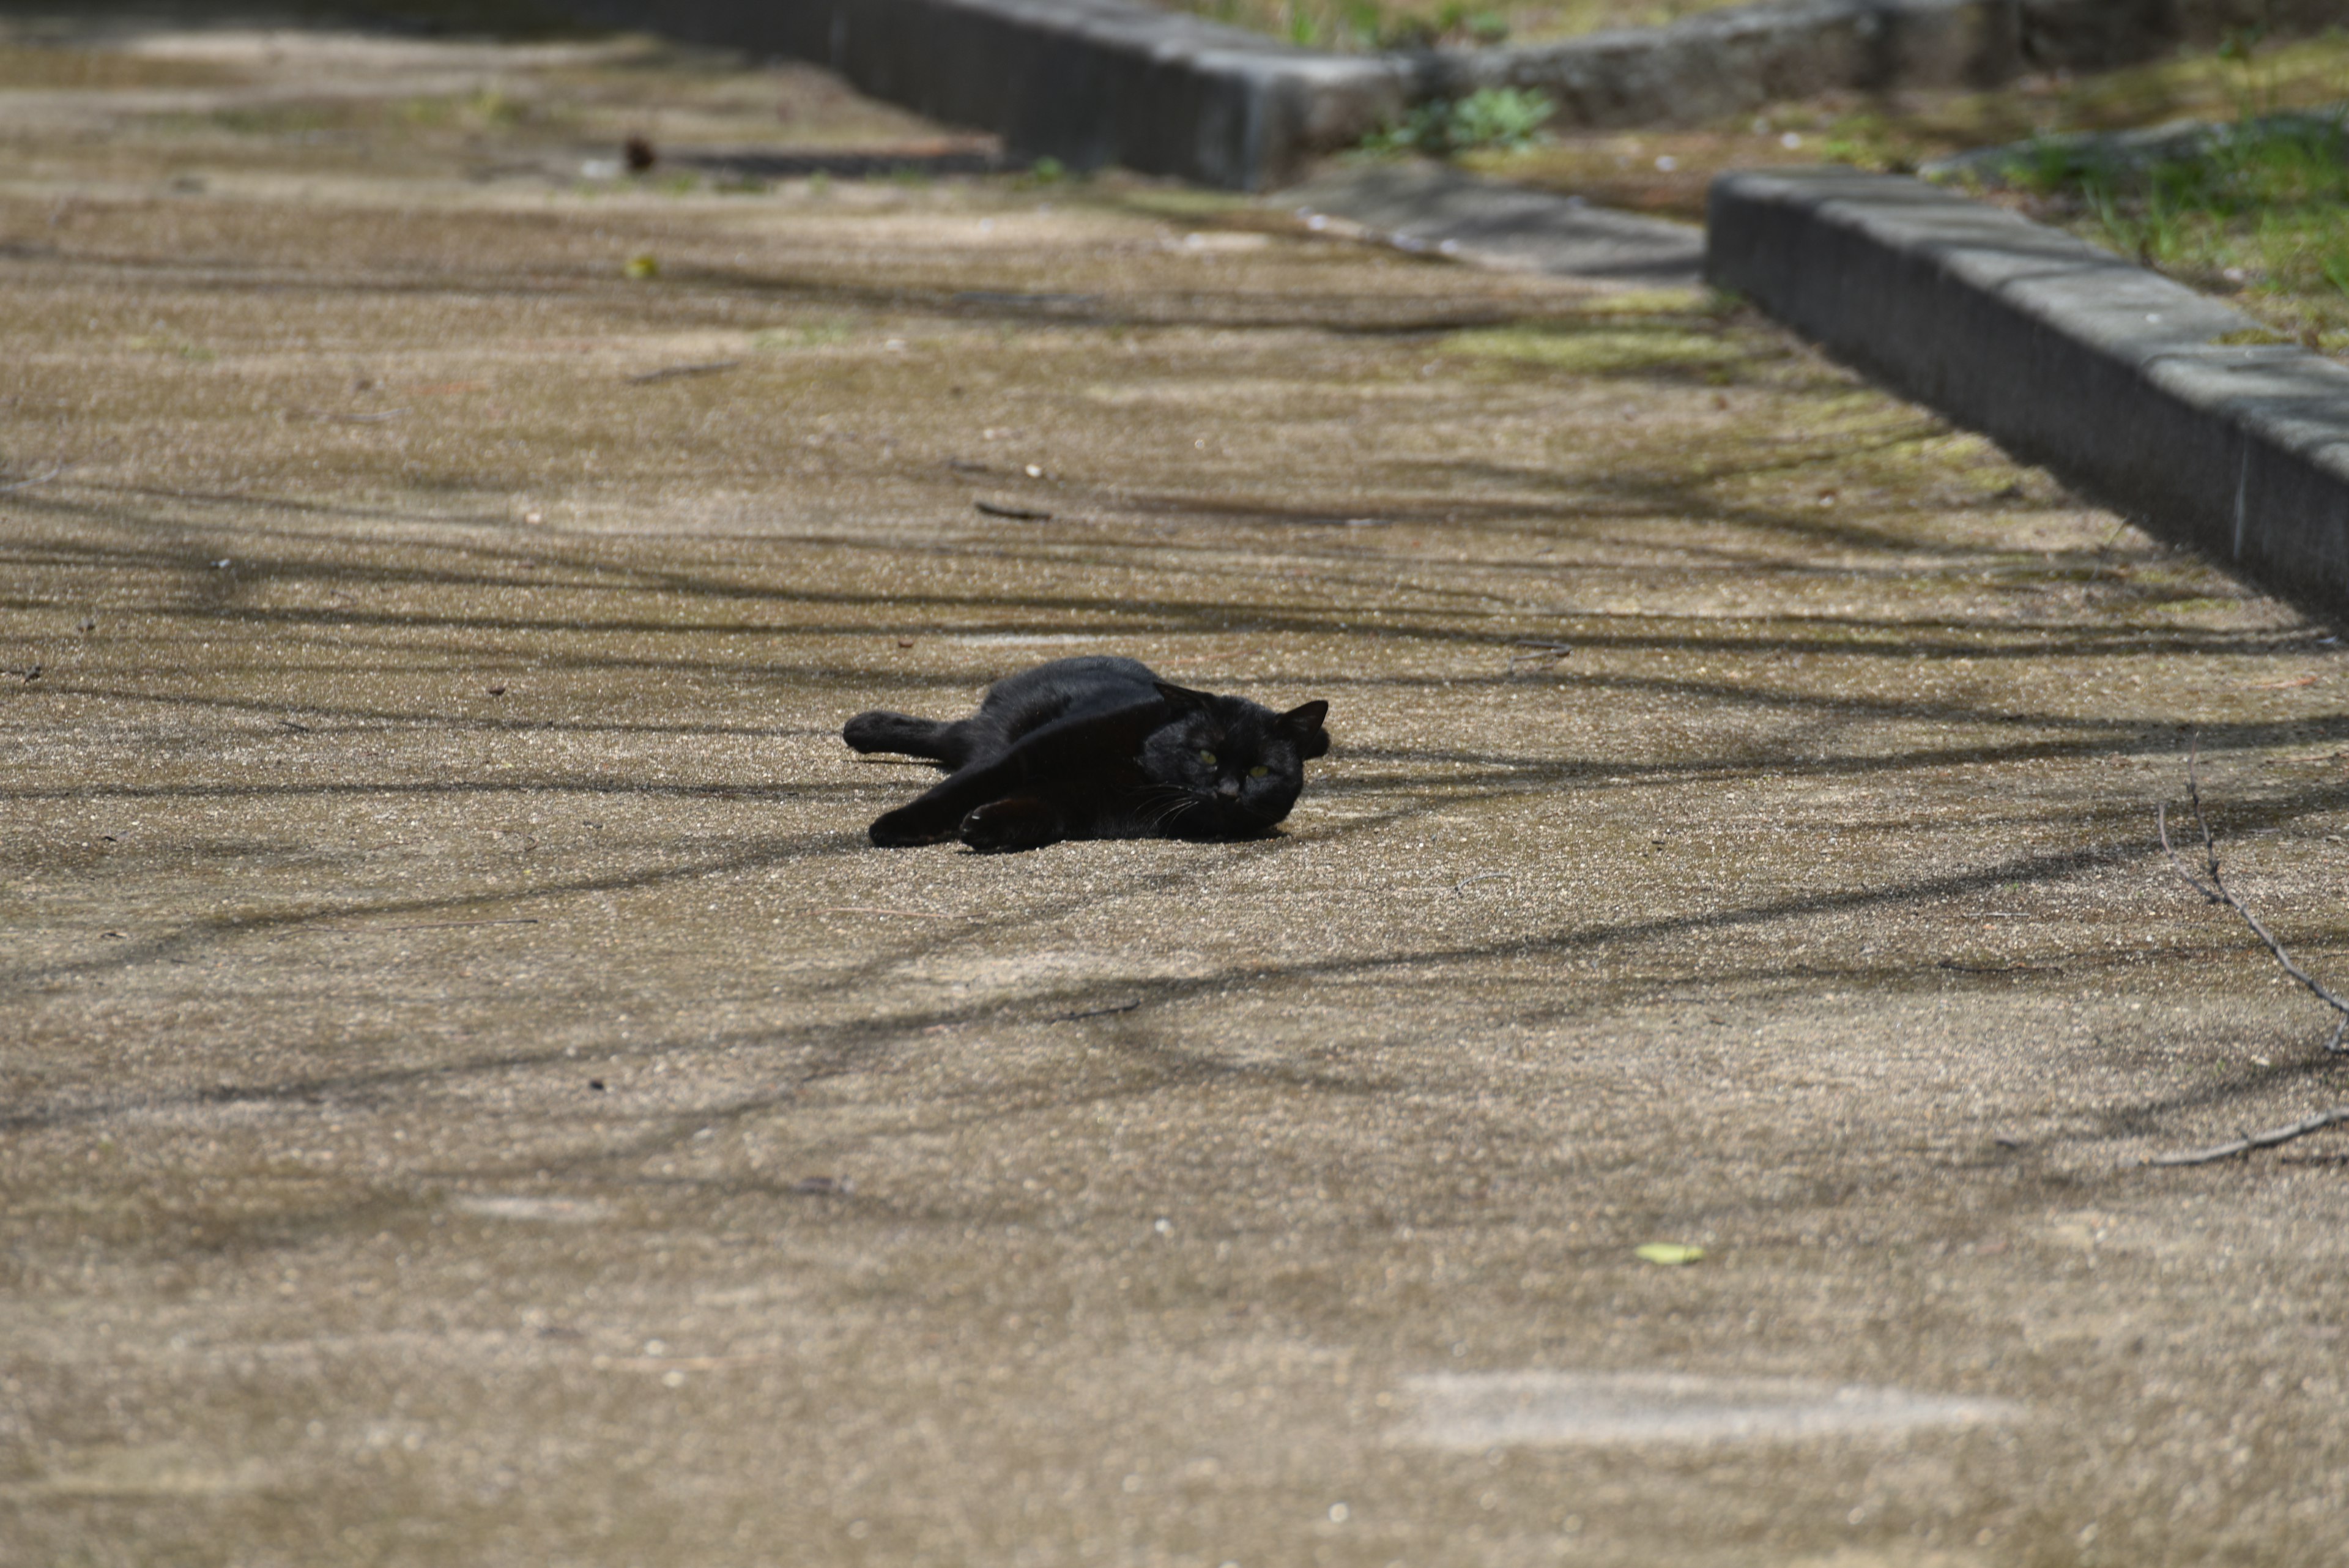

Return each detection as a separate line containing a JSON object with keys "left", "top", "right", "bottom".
{"left": 1706, "top": 167, "right": 2349, "bottom": 620}
{"left": 538, "top": 0, "right": 2016, "bottom": 190}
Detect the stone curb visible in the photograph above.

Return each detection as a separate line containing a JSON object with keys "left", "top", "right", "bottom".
{"left": 541, "top": 0, "right": 1403, "bottom": 190}
{"left": 538, "top": 0, "right": 2022, "bottom": 190}
{"left": 1707, "top": 167, "right": 2349, "bottom": 618}
{"left": 1419, "top": 0, "right": 2016, "bottom": 132}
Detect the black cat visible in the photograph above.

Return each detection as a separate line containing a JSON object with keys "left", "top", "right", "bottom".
{"left": 843, "top": 656, "right": 1330, "bottom": 852}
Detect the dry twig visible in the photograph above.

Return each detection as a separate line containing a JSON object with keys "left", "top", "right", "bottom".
{"left": 0, "top": 463, "right": 70, "bottom": 493}
{"left": 2144, "top": 1106, "right": 2349, "bottom": 1167}
{"left": 299, "top": 917, "right": 541, "bottom": 934}
{"left": 809, "top": 905, "right": 956, "bottom": 920}
{"left": 1506, "top": 638, "right": 1572, "bottom": 675}
{"left": 1050, "top": 1000, "right": 1141, "bottom": 1022}
{"left": 2143, "top": 741, "right": 2349, "bottom": 1166}
{"left": 626, "top": 360, "right": 741, "bottom": 386}
{"left": 2158, "top": 743, "right": 2349, "bottom": 1053}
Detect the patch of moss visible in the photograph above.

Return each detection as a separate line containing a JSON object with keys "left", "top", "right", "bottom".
{"left": 1444, "top": 320, "right": 1748, "bottom": 376}
{"left": 1161, "top": 0, "right": 1746, "bottom": 52}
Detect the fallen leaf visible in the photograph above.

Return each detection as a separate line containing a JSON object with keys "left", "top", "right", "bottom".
{"left": 1635, "top": 1242, "right": 1705, "bottom": 1266}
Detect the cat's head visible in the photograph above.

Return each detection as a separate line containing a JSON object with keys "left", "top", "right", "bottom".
{"left": 1141, "top": 683, "right": 1331, "bottom": 836}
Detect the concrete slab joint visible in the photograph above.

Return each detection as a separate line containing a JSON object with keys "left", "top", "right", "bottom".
{"left": 1706, "top": 166, "right": 2349, "bottom": 617}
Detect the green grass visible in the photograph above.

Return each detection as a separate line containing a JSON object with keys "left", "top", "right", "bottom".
{"left": 1817, "top": 28, "right": 2349, "bottom": 352}
{"left": 1972, "top": 105, "right": 2349, "bottom": 352}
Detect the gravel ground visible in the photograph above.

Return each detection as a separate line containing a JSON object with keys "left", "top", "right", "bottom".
{"left": 4, "top": 17, "right": 2348, "bottom": 1568}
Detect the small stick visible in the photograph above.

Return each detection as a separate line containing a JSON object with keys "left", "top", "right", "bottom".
{"left": 1454, "top": 872, "right": 1508, "bottom": 893}
{"left": 974, "top": 500, "right": 1052, "bottom": 521}
{"left": 626, "top": 360, "right": 742, "bottom": 385}
{"left": 1506, "top": 639, "right": 1572, "bottom": 675}
{"left": 0, "top": 463, "right": 69, "bottom": 494}
{"left": 2158, "top": 740, "right": 2349, "bottom": 1052}
{"left": 1051, "top": 1000, "right": 1140, "bottom": 1021}
{"left": 300, "top": 917, "right": 542, "bottom": 933}
{"left": 810, "top": 905, "right": 956, "bottom": 919}
{"left": 2145, "top": 1105, "right": 2349, "bottom": 1167}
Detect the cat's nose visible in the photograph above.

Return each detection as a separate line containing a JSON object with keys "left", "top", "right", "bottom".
{"left": 1216, "top": 779, "right": 1241, "bottom": 798}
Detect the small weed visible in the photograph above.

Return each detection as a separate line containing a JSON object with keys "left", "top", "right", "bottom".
{"left": 1817, "top": 111, "right": 1914, "bottom": 171}
{"left": 469, "top": 88, "right": 528, "bottom": 128}
{"left": 1449, "top": 86, "right": 1552, "bottom": 149}
{"left": 1362, "top": 87, "right": 1553, "bottom": 155}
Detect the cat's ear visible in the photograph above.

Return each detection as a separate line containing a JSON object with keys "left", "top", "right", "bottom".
{"left": 1153, "top": 682, "right": 1213, "bottom": 712}
{"left": 1278, "top": 700, "right": 1330, "bottom": 759}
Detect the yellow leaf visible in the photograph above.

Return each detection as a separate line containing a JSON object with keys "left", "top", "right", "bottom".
{"left": 1635, "top": 1242, "right": 1705, "bottom": 1266}
{"left": 624, "top": 255, "right": 659, "bottom": 280}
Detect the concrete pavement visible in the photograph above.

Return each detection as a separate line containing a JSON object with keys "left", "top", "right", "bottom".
{"left": 4, "top": 19, "right": 2348, "bottom": 1567}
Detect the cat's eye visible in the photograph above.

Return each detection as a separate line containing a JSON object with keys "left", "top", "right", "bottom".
{"left": 1249, "top": 765, "right": 1269, "bottom": 778}
{"left": 1198, "top": 749, "right": 1217, "bottom": 765}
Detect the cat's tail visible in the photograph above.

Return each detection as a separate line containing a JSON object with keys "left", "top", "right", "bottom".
{"left": 843, "top": 710, "right": 963, "bottom": 765}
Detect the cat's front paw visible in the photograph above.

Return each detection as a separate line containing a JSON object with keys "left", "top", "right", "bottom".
{"left": 957, "top": 797, "right": 1064, "bottom": 853}
{"left": 869, "top": 808, "right": 954, "bottom": 848}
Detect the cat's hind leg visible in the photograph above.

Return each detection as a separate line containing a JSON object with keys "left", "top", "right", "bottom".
{"left": 842, "top": 710, "right": 964, "bottom": 765}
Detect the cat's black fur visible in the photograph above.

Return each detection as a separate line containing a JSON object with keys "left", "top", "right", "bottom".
{"left": 844, "top": 656, "right": 1330, "bottom": 852}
